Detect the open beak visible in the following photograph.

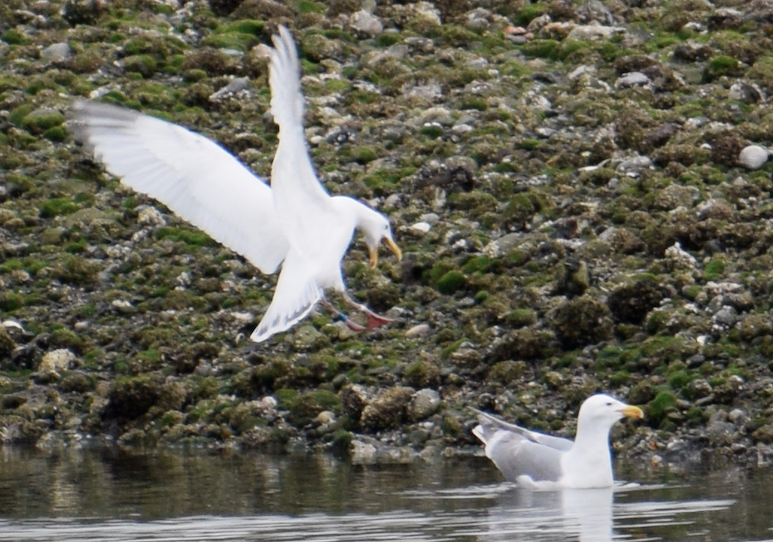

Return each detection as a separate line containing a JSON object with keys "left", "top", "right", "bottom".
{"left": 621, "top": 405, "right": 644, "bottom": 419}
{"left": 370, "top": 238, "right": 402, "bottom": 267}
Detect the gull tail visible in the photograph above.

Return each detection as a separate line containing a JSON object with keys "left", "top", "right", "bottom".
{"left": 269, "top": 25, "right": 304, "bottom": 131}
{"left": 250, "top": 252, "right": 322, "bottom": 343}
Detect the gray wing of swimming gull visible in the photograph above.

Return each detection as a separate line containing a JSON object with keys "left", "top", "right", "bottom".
{"left": 472, "top": 409, "right": 573, "bottom": 483}
{"left": 473, "top": 409, "right": 574, "bottom": 451}
{"left": 484, "top": 431, "right": 565, "bottom": 482}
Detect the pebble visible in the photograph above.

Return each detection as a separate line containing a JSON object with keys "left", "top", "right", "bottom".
{"left": 738, "top": 145, "right": 768, "bottom": 170}
{"left": 409, "top": 221, "right": 431, "bottom": 234}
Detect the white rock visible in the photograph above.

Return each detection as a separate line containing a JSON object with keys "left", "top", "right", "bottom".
{"left": 739, "top": 145, "right": 768, "bottom": 170}
{"left": 615, "top": 71, "right": 651, "bottom": 89}
{"left": 410, "top": 221, "right": 432, "bottom": 234}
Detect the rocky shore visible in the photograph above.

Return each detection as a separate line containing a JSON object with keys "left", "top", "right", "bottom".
{"left": 2, "top": 0, "right": 773, "bottom": 474}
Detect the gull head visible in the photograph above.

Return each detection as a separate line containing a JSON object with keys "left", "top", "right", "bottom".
{"left": 578, "top": 394, "right": 643, "bottom": 431}
{"left": 360, "top": 207, "right": 401, "bottom": 267}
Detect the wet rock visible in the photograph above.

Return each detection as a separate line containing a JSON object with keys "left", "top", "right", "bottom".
{"left": 739, "top": 145, "right": 768, "bottom": 170}
{"left": 105, "top": 375, "right": 161, "bottom": 421}
{"left": 340, "top": 384, "right": 372, "bottom": 421}
{"left": 360, "top": 386, "right": 415, "bottom": 432}
{"left": 408, "top": 389, "right": 441, "bottom": 421}
{"left": 707, "top": 411, "right": 736, "bottom": 446}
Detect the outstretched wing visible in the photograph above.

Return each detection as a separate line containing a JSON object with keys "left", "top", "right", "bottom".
{"left": 268, "top": 26, "right": 339, "bottom": 261}
{"left": 250, "top": 249, "right": 323, "bottom": 342}
{"left": 69, "top": 100, "right": 288, "bottom": 274}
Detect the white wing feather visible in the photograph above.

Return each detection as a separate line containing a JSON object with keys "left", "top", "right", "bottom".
{"left": 69, "top": 100, "right": 288, "bottom": 274}
{"left": 250, "top": 249, "right": 323, "bottom": 342}
{"left": 268, "top": 26, "right": 339, "bottom": 263}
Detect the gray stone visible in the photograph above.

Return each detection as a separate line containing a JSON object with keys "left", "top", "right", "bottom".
{"left": 408, "top": 388, "right": 441, "bottom": 421}
{"left": 41, "top": 42, "right": 72, "bottom": 62}
{"left": 350, "top": 10, "right": 383, "bottom": 36}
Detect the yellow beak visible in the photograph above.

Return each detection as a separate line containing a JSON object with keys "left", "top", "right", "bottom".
{"left": 621, "top": 405, "right": 644, "bottom": 419}
{"left": 370, "top": 237, "right": 402, "bottom": 267}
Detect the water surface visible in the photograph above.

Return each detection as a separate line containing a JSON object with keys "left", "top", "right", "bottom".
{"left": 0, "top": 447, "right": 770, "bottom": 541}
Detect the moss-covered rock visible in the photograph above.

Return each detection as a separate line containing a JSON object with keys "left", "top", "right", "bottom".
{"left": 360, "top": 386, "right": 414, "bottom": 432}
{"left": 551, "top": 296, "right": 613, "bottom": 349}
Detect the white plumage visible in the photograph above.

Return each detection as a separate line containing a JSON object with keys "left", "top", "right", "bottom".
{"left": 69, "top": 26, "right": 401, "bottom": 343}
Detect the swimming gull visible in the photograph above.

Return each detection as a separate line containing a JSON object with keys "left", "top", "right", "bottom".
{"left": 69, "top": 26, "right": 401, "bottom": 343}
{"left": 473, "top": 394, "right": 643, "bottom": 488}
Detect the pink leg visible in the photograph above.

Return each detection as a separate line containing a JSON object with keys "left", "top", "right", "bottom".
{"left": 342, "top": 294, "right": 394, "bottom": 329}
{"left": 321, "top": 300, "right": 367, "bottom": 332}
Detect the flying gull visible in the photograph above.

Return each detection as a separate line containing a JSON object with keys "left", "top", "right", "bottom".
{"left": 69, "top": 26, "right": 401, "bottom": 343}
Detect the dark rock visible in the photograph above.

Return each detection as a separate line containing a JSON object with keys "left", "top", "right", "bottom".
{"left": 554, "top": 259, "right": 590, "bottom": 298}
{"left": 607, "top": 280, "right": 666, "bottom": 325}
{"left": 551, "top": 296, "right": 613, "bottom": 348}
{"left": 105, "top": 375, "right": 161, "bottom": 422}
